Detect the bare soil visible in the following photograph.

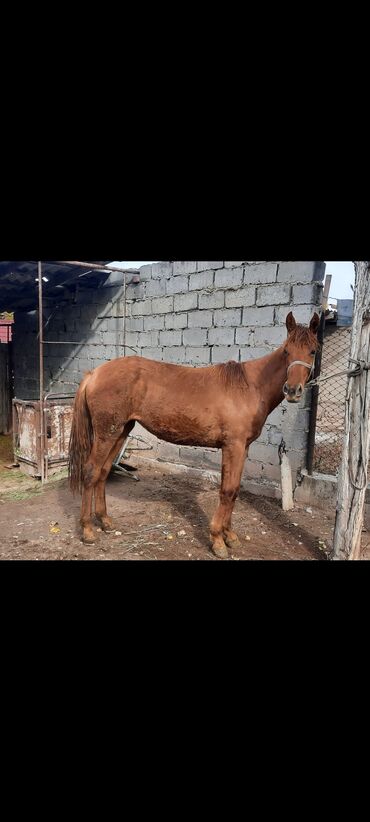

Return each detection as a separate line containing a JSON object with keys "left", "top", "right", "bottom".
{"left": 0, "top": 435, "right": 368, "bottom": 561}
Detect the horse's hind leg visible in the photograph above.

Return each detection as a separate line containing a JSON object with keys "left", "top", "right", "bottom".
{"left": 95, "top": 422, "right": 135, "bottom": 532}
{"left": 81, "top": 484, "right": 96, "bottom": 545}
{"left": 210, "top": 442, "right": 245, "bottom": 558}
{"left": 81, "top": 437, "right": 121, "bottom": 544}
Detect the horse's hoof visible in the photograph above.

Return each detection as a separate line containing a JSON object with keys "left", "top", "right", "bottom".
{"left": 83, "top": 535, "right": 96, "bottom": 545}
{"left": 224, "top": 533, "right": 241, "bottom": 550}
{"left": 101, "top": 521, "right": 115, "bottom": 533}
{"left": 82, "top": 528, "right": 96, "bottom": 544}
{"left": 96, "top": 517, "right": 114, "bottom": 533}
{"left": 211, "top": 542, "right": 229, "bottom": 559}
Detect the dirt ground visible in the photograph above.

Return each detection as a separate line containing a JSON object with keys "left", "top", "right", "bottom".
{"left": 0, "top": 435, "right": 368, "bottom": 561}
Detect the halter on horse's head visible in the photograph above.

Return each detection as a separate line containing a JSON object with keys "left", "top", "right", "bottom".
{"left": 283, "top": 311, "right": 320, "bottom": 402}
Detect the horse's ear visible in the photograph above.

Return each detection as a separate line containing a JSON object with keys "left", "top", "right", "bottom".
{"left": 286, "top": 312, "right": 297, "bottom": 334}
{"left": 309, "top": 313, "right": 320, "bottom": 335}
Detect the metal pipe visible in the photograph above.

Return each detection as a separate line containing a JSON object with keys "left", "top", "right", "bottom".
{"left": 38, "top": 261, "right": 45, "bottom": 484}
{"left": 42, "top": 340, "right": 138, "bottom": 353}
{"left": 306, "top": 311, "right": 326, "bottom": 475}
{"left": 52, "top": 261, "right": 140, "bottom": 275}
{"left": 44, "top": 392, "right": 76, "bottom": 400}
{"left": 123, "top": 271, "right": 127, "bottom": 357}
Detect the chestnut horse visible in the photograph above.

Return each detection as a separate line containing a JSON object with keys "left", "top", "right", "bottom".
{"left": 69, "top": 311, "right": 320, "bottom": 557}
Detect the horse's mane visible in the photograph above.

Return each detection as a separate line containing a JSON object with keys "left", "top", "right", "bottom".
{"left": 216, "top": 360, "right": 249, "bottom": 389}
{"left": 289, "top": 325, "right": 318, "bottom": 347}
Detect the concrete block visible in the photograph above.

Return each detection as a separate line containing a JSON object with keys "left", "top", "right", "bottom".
{"left": 107, "top": 317, "right": 123, "bottom": 333}
{"left": 159, "top": 330, "right": 182, "bottom": 346}
{"left": 151, "top": 296, "right": 174, "bottom": 314}
{"left": 244, "top": 263, "right": 278, "bottom": 284}
{"left": 139, "top": 330, "right": 160, "bottom": 348}
{"left": 225, "top": 286, "right": 255, "bottom": 308}
{"left": 253, "top": 325, "right": 287, "bottom": 347}
{"left": 214, "top": 308, "right": 242, "bottom": 327}
{"left": 188, "top": 310, "right": 213, "bottom": 328}
{"left": 224, "top": 261, "right": 244, "bottom": 268}
{"left": 215, "top": 267, "right": 243, "bottom": 289}
{"left": 239, "top": 346, "right": 270, "bottom": 361}
{"left": 268, "top": 428, "right": 307, "bottom": 450}
{"left": 145, "top": 279, "right": 166, "bottom": 298}
{"left": 242, "top": 306, "right": 274, "bottom": 327}
{"left": 91, "top": 317, "right": 108, "bottom": 332}
{"left": 151, "top": 262, "right": 173, "bottom": 279}
{"left": 235, "top": 327, "right": 254, "bottom": 345}
{"left": 166, "top": 275, "right": 189, "bottom": 295}
{"left": 211, "top": 346, "right": 239, "bottom": 363}
{"left": 124, "top": 332, "right": 139, "bottom": 349}
{"left": 144, "top": 315, "right": 165, "bottom": 331}
{"left": 199, "top": 291, "right": 225, "bottom": 310}
{"left": 248, "top": 442, "right": 280, "bottom": 465}
{"left": 138, "top": 264, "right": 153, "bottom": 281}
{"left": 276, "top": 304, "right": 314, "bottom": 325}
{"left": 162, "top": 347, "right": 186, "bottom": 364}
{"left": 141, "top": 347, "right": 163, "bottom": 360}
{"left": 292, "top": 283, "right": 322, "bottom": 305}
{"left": 165, "top": 313, "right": 188, "bottom": 329}
{"left": 257, "top": 284, "right": 291, "bottom": 306}
{"left": 185, "top": 347, "right": 211, "bottom": 364}
{"left": 183, "top": 328, "right": 207, "bottom": 346}
{"left": 173, "top": 261, "right": 197, "bottom": 276}
{"left": 208, "top": 327, "right": 235, "bottom": 346}
{"left": 244, "top": 460, "right": 282, "bottom": 483}
{"left": 125, "top": 317, "right": 144, "bottom": 332}
{"left": 132, "top": 299, "right": 152, "bottom": 316}
{"left": 197, "top": 261, "right": 224, "bottom": 271}
{"left": 266, "top": 406, "right": 287, "bottom": 427}
{"left": 174, "top": 292, "right": 197, "bottom": 312}
{"left": 277, "top": 261, "right": 325, "bottom": 283}
{"left": 126, "top": 283, "right": 145, "bottom": 300}
{"left": 189, "top": 271, "right": 214, "bottom": 291}
{"left": 101, "top": 331, "right": 121, "bottom": 346}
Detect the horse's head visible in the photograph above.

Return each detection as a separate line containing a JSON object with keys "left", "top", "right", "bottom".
{"left": 283, "top": 311, "right": 320, "bottom": 402}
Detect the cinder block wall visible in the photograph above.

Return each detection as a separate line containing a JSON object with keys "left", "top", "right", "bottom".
{"left": 13, "top": 261, "right": 325, "bottom": 497}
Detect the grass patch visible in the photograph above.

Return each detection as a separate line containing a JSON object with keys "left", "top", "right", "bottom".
{"left": 0, "top": 467, "right": 68, "bottom": 502}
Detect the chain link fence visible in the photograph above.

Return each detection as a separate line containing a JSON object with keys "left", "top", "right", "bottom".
{"left": 312, "top": 325, "right": 351, "bottom": 475}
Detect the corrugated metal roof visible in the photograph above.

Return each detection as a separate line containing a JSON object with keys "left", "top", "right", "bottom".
{"left": 0, "top": 261, "right": 111, "bottom": 313}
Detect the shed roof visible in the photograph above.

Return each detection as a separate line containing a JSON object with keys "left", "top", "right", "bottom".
{"left": 0, "top": 261, "right": 111, "bottom": 313}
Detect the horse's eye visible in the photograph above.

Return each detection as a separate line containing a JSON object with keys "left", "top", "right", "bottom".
{"left": 310, "top": 350, "right": 316, "bottom": 356}
{"left": 284, "top": 349, "right": 288, "bottom": 355}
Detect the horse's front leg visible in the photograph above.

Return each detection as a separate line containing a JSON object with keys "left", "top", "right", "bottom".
{"left": 210, "top": 442, "right": 246, "bottom": 559}
{"left": 223, "top": 445, "right": 249, "bottom": 550}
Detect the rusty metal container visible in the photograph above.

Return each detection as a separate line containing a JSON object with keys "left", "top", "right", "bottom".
{"left": 12, "top": 395, "right": 74, "bottom": 479}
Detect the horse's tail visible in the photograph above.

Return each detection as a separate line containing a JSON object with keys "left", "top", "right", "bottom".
{"left": 68, "top": 372, "right": 94, "bottom": 495}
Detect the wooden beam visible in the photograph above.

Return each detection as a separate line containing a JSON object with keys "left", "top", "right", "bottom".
{"left": 322, "top": 274, "right": 332, "bottom": 312}
{"left": 330, "top": 262, "right": 370, "bottom": 560}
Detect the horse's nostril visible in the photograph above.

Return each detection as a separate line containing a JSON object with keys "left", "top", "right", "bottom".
{"left": 283, "top": 383, "right": 289, "bottom": 395}
{"left": 297, "top": 384, "right": 303, "bottom": 396}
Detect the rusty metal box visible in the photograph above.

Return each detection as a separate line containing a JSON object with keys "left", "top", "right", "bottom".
{"left": 12, "top": 396, "right": 74, "bottom": 479}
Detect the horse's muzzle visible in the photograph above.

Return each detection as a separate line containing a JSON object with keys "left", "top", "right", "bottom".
{"left": 283, "top": 382, "right": 303, "bottom": 402}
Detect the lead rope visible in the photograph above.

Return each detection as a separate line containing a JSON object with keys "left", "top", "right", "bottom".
{"left": 306, "top": 358, "right": 370, "bottom": 388}
{"left": 303, "top": 357, "right": 370, "bottom": 491}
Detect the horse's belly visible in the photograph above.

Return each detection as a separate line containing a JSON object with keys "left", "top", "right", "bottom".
{"left": 133, "top": 413, "right": 222, "bottom": 449}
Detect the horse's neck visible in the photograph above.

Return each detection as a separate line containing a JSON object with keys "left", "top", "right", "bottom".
{"left": 243, "top": 347, "right": 287, "bottom": 416}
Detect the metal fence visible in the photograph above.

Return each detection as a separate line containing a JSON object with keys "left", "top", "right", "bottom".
{"left": 312, "top": 324, "right": 351, "bottom": 475}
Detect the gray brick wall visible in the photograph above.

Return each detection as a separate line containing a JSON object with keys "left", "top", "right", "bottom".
{"left": 13, "top": 260, "right": 325, "bottom": 499}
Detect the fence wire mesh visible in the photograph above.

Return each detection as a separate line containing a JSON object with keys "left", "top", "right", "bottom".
{"left": 313, "top": 325, "right": 351, "bottom": 475}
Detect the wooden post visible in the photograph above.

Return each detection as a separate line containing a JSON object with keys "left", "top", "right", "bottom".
{"left": 322, "top": 274, "right": 332, "bottom": 312}
{"left": 280, "top": 452, "right": 294, "bottom": 510}
{"left": 330, "top": 262, "right": 370, "bottom": 560}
